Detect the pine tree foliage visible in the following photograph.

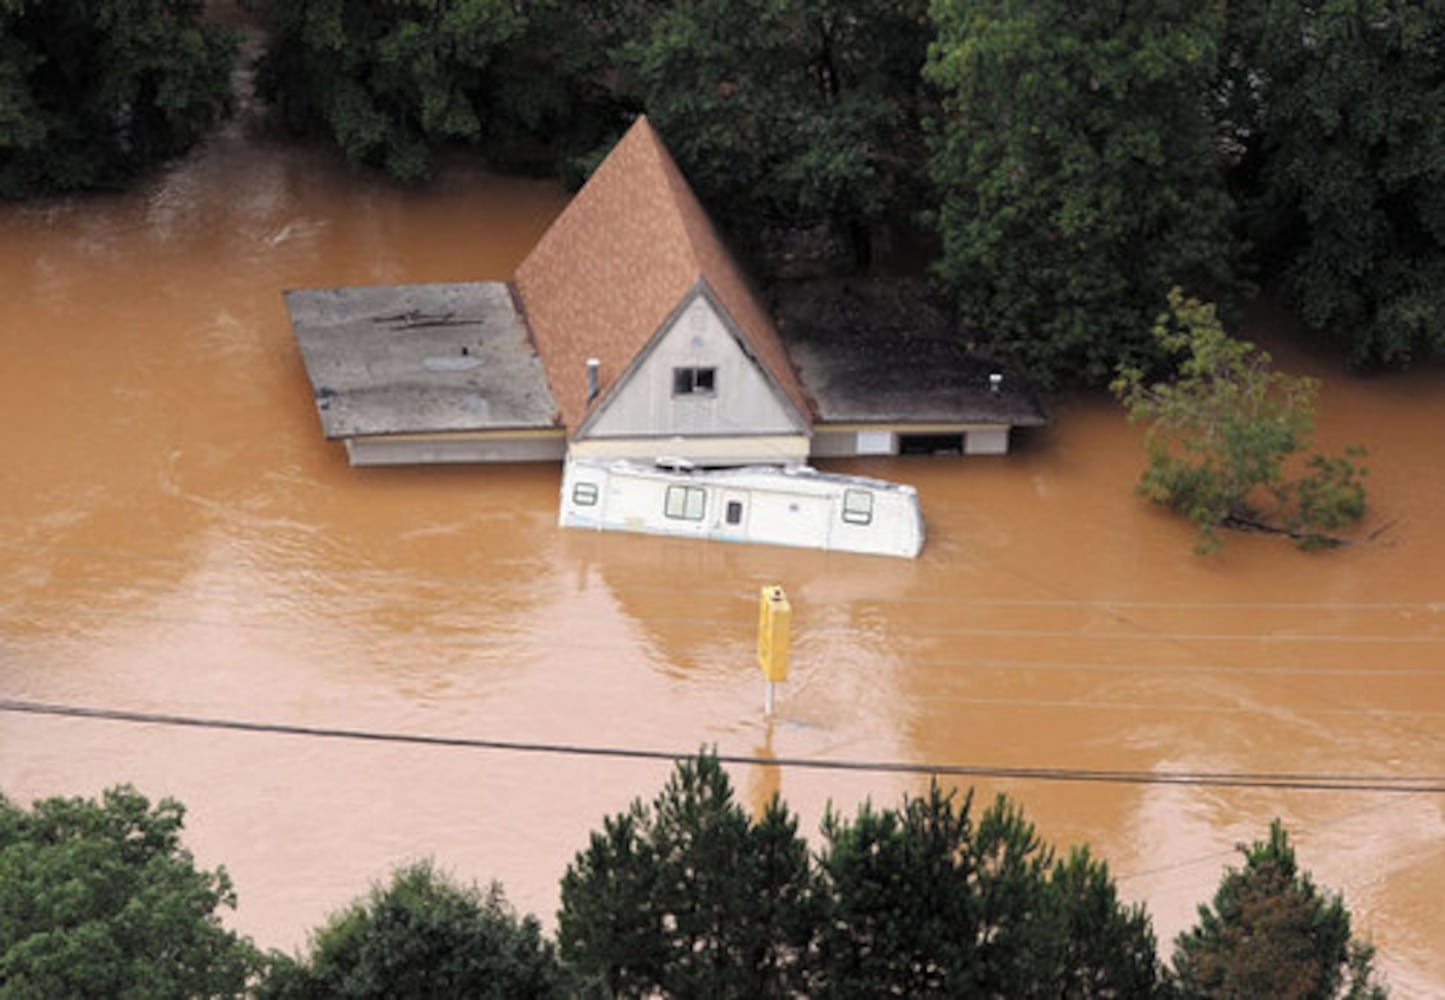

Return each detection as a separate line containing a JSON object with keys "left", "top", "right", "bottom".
{"left": 558, "top": 757, "right": 1162, "bottom": 997}
{"left": 557, "top": 753, "right": 816, "bottom": 998}
{"left": 1172, "top": 820, "right": 1388, "bottom": 999}
{"left": 814, "top": 786, "right": 1160, "bottom": 998}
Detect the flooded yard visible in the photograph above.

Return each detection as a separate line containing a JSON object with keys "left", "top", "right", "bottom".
{"left": 3, "top": 119, "right": 1444, "bottom": 992}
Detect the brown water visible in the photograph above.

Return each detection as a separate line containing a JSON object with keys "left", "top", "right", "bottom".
{"left": 3, "top": 119, "right": 1445, "bottom": 993}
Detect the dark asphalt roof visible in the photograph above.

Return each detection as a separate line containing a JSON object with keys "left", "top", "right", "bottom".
{"left": 284, "top": 282, "right": 559, "bottom": 438}
{"left": 772, "top": 278, "right": 1049, "bottom": 427}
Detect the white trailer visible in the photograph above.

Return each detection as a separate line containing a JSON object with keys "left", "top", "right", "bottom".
{"left": 559, "top": 458, "right": 924, "bottom": 559}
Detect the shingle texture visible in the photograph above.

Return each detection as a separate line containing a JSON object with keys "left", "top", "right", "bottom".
{"left": 514, "top": 116, "right": 811, "bottom": 432}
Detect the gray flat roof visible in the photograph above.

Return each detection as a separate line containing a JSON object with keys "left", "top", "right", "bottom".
{"left": 285, "top": 282, "right": 559, "bottom": 438}
{"left": 773, "top": 278, "right": 1049, "bottom": 427}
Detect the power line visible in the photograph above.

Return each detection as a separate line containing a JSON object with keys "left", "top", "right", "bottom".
{"left": 4, "top": 698, "right": 1443, "bottom": 795}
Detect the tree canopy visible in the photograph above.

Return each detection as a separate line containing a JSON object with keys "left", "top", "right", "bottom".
{"left": 1221, "top": 0, "right": 1445, "bottom": 369}
{"left": 557, "top": 753, "right": 816, "bottom": 998}
{"left": 814, "top": 787, "right": 1160, "bottom": 997}
{"left": 559, "top": 752, "right": 1160, "bottom": 997}
{"left": 610, "top": 0, "right": 932, "bottom": 266}
{"left": 256, "top": 0, "right": 611, "bottom": 182}
{"left": 0, "top": 0, "right": 236, "bottom": 198}
{"left": 0, "top": 785, "right": 261, "bottom": 998}
{"left": 259, "top": 860, "right": 567, "bottom": 1000}
{"left": 5, "top": 0, "right": 1442, "bottom": 379}
{"left": 1171, "top": 820, "right": 1388, "bottom": 999}
{"left": 1113, "top": 290, "right": 1368, "bottom": 553}
{"left": 3, "top": 767, "right": 1396, "bottom": 997}
{"left": 925, "top": 0, "right": 1239, "bottom": 388}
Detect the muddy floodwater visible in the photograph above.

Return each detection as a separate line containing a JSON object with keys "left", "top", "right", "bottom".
{"left": 4, "top": 118, "right": 1445, "bottom": 993}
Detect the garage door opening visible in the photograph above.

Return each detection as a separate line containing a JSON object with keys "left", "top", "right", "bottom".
{"left": 899, "top": 433, "right": 963, "bottom": 455}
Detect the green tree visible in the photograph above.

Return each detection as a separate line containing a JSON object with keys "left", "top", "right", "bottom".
{"left": 1171, "top": 820, "right": 1388, "bottom": 999}
{"left": 814, "top": 785, "right": 1160, "bottom": 997}
{"left": 813, "top": 788, "right": 982, "bottom": 996}
{"left": 1221, "top": 0, "right": 1445, "bottom": 368}
{"left": 1045, "top": 845, "right": 1162, "bottom": 998}
{"left": 925, "top": 0, "right": 1238, "bottom": 388}
{"left": 557, "top": 753, "right": 816, "bottom": 998}
{"left": 612, "top": 0, "right": 933, "bottom": 267}
{"left": 256, "top": 0, "right": 609, "bottom": 183}
{"left": 0, "top": 0, "right": 236, "bottom": 198}
{"left": 1112, "top": 290, "right": 1367, "bottom": 553}
{"left": 0, "top": 785, "right": 261, "bottom": 998}
{"left": 260, "top": 860, "right": 565, "bottom": 1000}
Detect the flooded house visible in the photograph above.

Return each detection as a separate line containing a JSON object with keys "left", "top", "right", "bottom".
{"left": 284, "top": 117, "right": 1046, "bottom": 556}
{"left": 285, "top": 115, "right": 1045, "bottom": 469}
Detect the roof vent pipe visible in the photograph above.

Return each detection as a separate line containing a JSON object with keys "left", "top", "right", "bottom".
{"left": 587, "top": 358, "right": 601, "bottom": 402}
{"left": 989, "top": 372, "right": 1003, "bottom": 394}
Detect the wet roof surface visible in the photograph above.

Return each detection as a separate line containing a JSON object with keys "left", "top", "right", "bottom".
{"left": 772, "top": 278, "right": 1049, "bottom": 426}
{"left": 285, "top": 282, "right": 559, "bottom": 438}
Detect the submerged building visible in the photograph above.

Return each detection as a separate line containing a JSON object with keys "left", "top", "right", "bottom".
{"left": 285, "top": 116, "right": 1045, "bottom": 469}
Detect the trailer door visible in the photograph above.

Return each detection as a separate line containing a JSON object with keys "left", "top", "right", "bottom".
{"left": 718, "top": 489, "right": 749, "bottom": 537}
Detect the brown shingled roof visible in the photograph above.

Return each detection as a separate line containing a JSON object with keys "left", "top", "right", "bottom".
{"left": 513, "top": 116, "right": 812, "bottom": 432}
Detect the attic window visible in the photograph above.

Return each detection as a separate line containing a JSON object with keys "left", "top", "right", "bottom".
{"left": 673, "top": 367, "right": 716, "bottom": 396}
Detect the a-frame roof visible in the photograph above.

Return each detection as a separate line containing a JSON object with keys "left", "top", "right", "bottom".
{"left": 513, "top": 116, "right": 812, "bottom": 432}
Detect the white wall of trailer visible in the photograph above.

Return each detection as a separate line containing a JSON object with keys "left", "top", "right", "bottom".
{"left": 559, "top": 460, "right": 922, "bottom": 558}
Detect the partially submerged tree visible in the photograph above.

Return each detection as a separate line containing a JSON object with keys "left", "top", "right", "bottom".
{"left": 1171, "top": 820, "right": 1388, "bottom": 999}
{"left": 259, "top": 860, "right": 566, "bottom": 999}
{"left": 0, "top": 0, "right": 237, "bottom": 198}
{"left": 1112, "top": 290, "right": 1367, "bottom": 553}
{"left": 0, "top": 785, "right": 262, "bottom": 998}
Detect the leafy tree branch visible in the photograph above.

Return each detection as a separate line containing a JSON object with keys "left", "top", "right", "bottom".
{"left": 1113, "top": 290, "right": 1367, "bottom": 553}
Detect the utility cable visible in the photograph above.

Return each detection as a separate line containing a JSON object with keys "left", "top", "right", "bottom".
{"left": 4, "top": 699, "right": 1443, "bottom": 795}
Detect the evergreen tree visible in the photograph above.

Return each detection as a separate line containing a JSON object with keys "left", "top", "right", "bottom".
{"left": 557, "top": 753, "right": 816, "bottom": 998}
{"left": 1172, "top": 820, "right": 1388, "bottom": 999}
{"left": 814, "top": 785, "right": 1160, "bottom": 997}
{"left": 925, "top": 0, "right": 1238, "bottom": 387}
{"left": 0, "top": 0, "right": 236, "bottom": 198}
{"left": 1042, "top": 846, "right": 1162, "bottom": 999}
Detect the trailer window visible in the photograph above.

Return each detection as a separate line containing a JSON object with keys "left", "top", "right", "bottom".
{"left": 572, "top": 482, "right": 599, "bottom": 506}
{"left": 665, "top": 485, "right": 706, "bottom": 520}
{"left": 725, "top": 500, "right": 743, "bottom": 525}
{"left": 842, "top": 489, "right": 873, "bottom": 525}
